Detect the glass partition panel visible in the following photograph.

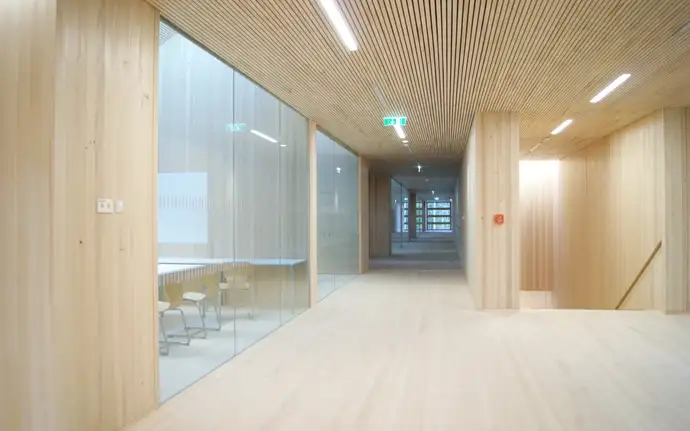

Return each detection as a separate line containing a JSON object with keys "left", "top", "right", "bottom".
{"left": 316, "top": 131, "right": 359, "bottom": 300}
{"left": 157, "top": 21, "right": 308, "bottom": 402}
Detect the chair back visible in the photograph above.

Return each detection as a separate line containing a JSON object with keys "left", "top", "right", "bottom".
{"left": 201, "top": 274, "right": 222, "bottom": 300}
{"left": 163, "top": 283, "right": 185, "bottom": 308}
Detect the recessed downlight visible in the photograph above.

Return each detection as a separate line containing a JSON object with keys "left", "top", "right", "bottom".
{"left": 590, "top": 74, "right": 631, "bottom": 103}
{"left": 402, "top": 140, "right": 408, "bottom": 143}
{"left": 551, "top": 119, "right": 573, "bottom": 135}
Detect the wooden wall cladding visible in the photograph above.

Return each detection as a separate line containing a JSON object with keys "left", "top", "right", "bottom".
{"left": 1, "top": 0, "right": 159, "bottom": 430}
{"left": 554, "top": 112, "right": 666, "bottom": 310}
{"left": 1, "top": 1, "right": 57, "bottom": 429}
{"left": 519, "top": 161, "right": 559, "bottom": 291}
{"left": 662, "top": 108, "right": 690, "bottom": 313}
{"left": 461, "top": 122, "right": 479, "bottom": 305}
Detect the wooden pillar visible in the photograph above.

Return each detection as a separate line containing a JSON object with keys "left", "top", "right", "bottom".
{"left": 464, "top": 112, "right": 520, "bottom": 309}
{"left": 368, "top": 172, "right": 392, "bottom": 257}
{"left": 663, "top": 107, "right": 690, "bottom": 313}
{"left": 1, "top": 1, "right": 159, "bottom": 429}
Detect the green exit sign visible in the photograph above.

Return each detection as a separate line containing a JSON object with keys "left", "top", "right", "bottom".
{"left": 383, "top": 116, "right": 407, "bottom": 127}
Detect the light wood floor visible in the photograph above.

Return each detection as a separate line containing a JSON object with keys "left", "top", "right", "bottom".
{"left": 129, "top": 270, "right": 690, "bottom": 431}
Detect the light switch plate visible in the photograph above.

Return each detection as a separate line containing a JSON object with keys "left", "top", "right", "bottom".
{"left": 96, "top": 198, "right": 114, "bottom": 214}
{"left": 115, "top": 200, "right": 124, "bottom": 213}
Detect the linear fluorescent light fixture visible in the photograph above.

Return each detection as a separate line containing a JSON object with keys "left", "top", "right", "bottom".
{"left": 551, "top": 119, "right": 573, "bottom": 135}
{"left": 319, "top": 0, "right": 358, "bottom": 51}
{"left": 250, "top": 129, "right": 278, "bottom": 143}
{"left": 590, "top": 74, "right": 631, "bottom": 103}
{"left": 394, "top": 124, "right": 406, "bottom": 139}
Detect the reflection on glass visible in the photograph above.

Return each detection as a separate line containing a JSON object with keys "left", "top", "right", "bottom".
{"left": 156, "top": 21, "right": 309, "bottom": 402}
{"left": 316, "top": 132, "right": 359, "bottom": 300}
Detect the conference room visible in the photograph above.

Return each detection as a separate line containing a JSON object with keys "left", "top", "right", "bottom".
{"left": 156, "top": 21, "right": 310, "bottom": 401}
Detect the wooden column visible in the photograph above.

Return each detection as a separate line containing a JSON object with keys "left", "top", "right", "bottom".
{"left": 1, "top": 1, "right": 159, "bottom": 429}
{"left": 368, "top": 172, "right": 392, "bottom": 257}
{"left": 663, "top": 107, "right": 690, "bottom": 313}
{"left": 464, "top": 112, "right": 520, "bottom": 309}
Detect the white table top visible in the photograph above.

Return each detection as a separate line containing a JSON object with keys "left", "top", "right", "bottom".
{"left": 158, "top": 257, "right": 306, "bottom": 266}
{"left": 157, "top": 263, "right": 203, "bottom": 276}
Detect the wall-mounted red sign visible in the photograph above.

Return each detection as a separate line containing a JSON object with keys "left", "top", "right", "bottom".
{"left": 494, "top": 214, "right": 505, "bottom": 225}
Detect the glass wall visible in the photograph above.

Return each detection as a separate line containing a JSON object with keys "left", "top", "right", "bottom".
{"left": 156, "top": 22, "right": 309, "bottom": 401}
{"left": 316, "top": 131, "right": 359, "bottom": 300}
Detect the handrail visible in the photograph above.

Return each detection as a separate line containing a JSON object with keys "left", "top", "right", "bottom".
{"left": 615, "top": 240, "right": 662, "bottom": 310}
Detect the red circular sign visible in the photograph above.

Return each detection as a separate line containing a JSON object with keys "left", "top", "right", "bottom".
{"left": 494, "top": 214, "right": 505, "bottom": 225}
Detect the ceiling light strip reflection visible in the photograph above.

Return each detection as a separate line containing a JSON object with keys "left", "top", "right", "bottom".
{"left": 250, "top": 129, "right": 278, "bottom": 143}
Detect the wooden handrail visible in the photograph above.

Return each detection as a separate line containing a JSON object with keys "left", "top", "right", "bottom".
{"left": 615, "top": 241, "right": 663, "bottom": 310}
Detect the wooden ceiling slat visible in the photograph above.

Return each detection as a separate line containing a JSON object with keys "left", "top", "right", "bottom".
{"left": 148, "top": 0, "right": 690, "bottom": 159}
{"left": 378, "top": 0, "right": 428, "bottom": 152}
{"left": 395, "top": 0, "right": 434, "bottom": 156}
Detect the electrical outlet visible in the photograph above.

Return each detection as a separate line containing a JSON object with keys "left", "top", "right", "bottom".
{"left": 96, "top": 198, "right": 114, "bottom": 214}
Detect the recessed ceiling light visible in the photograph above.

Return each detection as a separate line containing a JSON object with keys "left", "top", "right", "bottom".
{"left": 394, "top": 124, "right": 406, "bottom": 139}
{"left": 250, "top": 129, "right": 278, "bottom": 143}
{"left": 318, "top": 0, "right": 358, "bottom": 51}
{"left": 279, "top": 144, "right": 287, "bottom": 147}
{"left": 590, "top": 74, "right": 631, "bottom": 103}
{"left": 402, "top": 140, "right": 408, "bottom": 143}
{"left": 432, "top": 190, "right": 435, "bottom": 195}
{"left": 551, "top": 119, "right": 573, "bottom": 135}
{"left": 403, "top": 143, "right": 409, "bottom": 147}
{"left": 416, "top": 164, "right": 422, "bottom": 173}
{"left": 434, "top": 197, "right": 439, "bottom": 201}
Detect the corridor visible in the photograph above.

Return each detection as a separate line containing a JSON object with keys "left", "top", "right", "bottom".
{"left": 373, "top": 232, "right": 461, "bottom": 270}
{"left": 129, "top": 270, "right": 690, "bottom": 431}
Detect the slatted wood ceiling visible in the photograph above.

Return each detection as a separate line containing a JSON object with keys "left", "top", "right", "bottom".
{"left": 147, "top": 0, "right": 690, "bottom": 159}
